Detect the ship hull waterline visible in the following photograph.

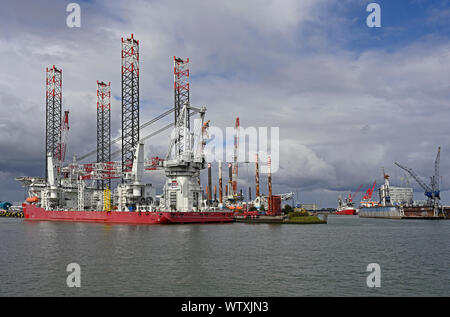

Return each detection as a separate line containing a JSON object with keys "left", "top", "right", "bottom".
{"left": 336, "top": 209, "right": 358, "bottom": 215}
{"left": 22, "top": 204, "right": 235, "bottom": 225}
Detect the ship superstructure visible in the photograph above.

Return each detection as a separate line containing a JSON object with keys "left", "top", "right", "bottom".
{"left": 160, "top": 104, "right": 208, "bottom": 212}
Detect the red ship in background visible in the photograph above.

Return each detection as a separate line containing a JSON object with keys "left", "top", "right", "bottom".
{"left": 336, "top": 184, "right": 364, "bottom": 215}
{"left": 336, "top": 198, "right": 358, "bottom": 215}
{"left": 17, "top": 36, "right": 235, "bottom": 225}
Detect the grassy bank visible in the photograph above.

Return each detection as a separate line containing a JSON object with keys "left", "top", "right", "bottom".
{"left": 283, "top": 214, "right": 327, "bottom": 224}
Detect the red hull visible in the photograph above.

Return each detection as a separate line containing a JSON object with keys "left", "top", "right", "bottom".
{"left": 336, "top": 209, "right": 358, "bottom": 215}
{"left": 22, "top": 204, "right": 235, "bottom": 225}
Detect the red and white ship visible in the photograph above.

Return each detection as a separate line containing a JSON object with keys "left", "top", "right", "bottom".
{"left": 17, "top": 53, "right": 234, "bottom": 225}
{"left": 336, "top": 195, "right": 358, "bottom": 215}
{"left": 336, "top": 184, "right": 364, "bottom": 215}
{"left": 19, "top": 106, "right": 234, "bottom": 225}
{"left": 336, "top": 182, "right": 379, "bottom": 215}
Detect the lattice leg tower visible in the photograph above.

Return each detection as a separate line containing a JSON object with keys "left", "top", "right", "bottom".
{"left": 174, "top": 57, "right": 190, "bottom": 156}
{"left": 97, "top": 81, "right": 111, "bottom": 189}
{"left": 121, "top": 34, "right": 140, "bottom": 174}
{"left": 45, "top": 66, "right": 62, "bottom": 178}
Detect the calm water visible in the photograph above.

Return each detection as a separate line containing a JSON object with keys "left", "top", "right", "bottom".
{"left": 0, "top": 215, "right": 448, "bottom": 296}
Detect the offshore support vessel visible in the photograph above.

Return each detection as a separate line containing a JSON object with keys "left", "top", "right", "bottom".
{"left": 336, "top": 184, "right": 363, "bottom": 215}
{"left": 336, "top": 195, "right": 358, "bottom": 215}
{"left": 17, "top": 35, "right": 234, "bottom": 225}
{"left": 17, "top": 104, "right": 234, "bottom": 225}
{"left": 336, "top": 184, "right": 364, "bottom": 215}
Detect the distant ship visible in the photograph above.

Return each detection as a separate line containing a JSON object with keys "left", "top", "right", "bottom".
{"left": 336, "top": 195, "right": 358, "bottom": 215}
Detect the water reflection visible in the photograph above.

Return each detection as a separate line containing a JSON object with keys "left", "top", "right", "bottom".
{"left": 0, "top": 217, "right": 449, "bottom": 296}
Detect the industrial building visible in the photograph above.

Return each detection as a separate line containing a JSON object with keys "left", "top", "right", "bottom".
{"left": 380, "top": 186, "right": 414, "bottom": 205}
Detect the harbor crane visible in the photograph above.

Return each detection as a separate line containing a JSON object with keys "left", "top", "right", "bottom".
{"left": 362, "top": 181, "right": 376, "bottom": 201}
{"left": 56, "top": 111, "right": 69, "bottom": 180}
{"left": 348, "top": 184, "right": 364, "bottom": 203}
{"left": 394, "top": 146, "right": 441, "bottom": 206}
{"left": 360, "top": 180, "right": 377, "bottom": 207}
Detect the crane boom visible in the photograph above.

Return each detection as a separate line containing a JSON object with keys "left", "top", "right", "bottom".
{"left": 433, "top": 146, "right": 440, "bottom": 193}
{"left": 395, "top": 147, "right": 441, "bottom": 206}
{"left": 74, "top": 107, "right": 201, "bottom": 163}
{"left": 57, "top": 111, "right": 70, "bottom": 179}
{"left": 351, "top": 184, "right": 364, "bottom": 201}
{"left": 394, "top": 162, "right": 431, "bottom": 192}
{"left": 76, "top": 107, "right": 176, "bottom": 162}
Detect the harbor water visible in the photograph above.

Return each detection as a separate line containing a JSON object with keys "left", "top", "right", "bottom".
{"left": 0, "top": 215, "right": 449, "bottom": 296}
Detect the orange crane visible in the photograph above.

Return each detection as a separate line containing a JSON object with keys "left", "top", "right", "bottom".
{"left": 348, "top": 184, "right": 363, "bottom": 203}
{"left": 360, "top": 181, "right": 378, "bottom": 207}
{"left": 362, "top": 181, "right": 377, "bottom": 200}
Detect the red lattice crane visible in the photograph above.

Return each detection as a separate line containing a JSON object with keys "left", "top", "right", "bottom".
{"left": 362, "top": 181, "right": 377, "bottom": 200}
{"left": 348, "top": 183, "right": 364, "bottom": 203}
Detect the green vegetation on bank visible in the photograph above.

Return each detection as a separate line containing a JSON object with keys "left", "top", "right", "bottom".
{"left": 283, "top": 210, "right": 327, "bottom": 224}
{"left": 284, "top": 216, "right": 326, "bottom": 224}
{"left": 282, "top": 204, "right": 293, "bottom": 214}
{"left": 287, "top": 210, "right": 309, "bottom": 217}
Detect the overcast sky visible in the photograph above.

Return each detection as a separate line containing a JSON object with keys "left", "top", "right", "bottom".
{"left": 1, "top": 0, "right": 450, "bottom": 207}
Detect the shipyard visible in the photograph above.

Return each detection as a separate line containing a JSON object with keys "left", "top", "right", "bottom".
{"left": 0, "top": 0, "right": 449, "bottom": 302}
{"left": 10, "top": 34, "right": 295, "bottom": 224}
{"left": 1, "top": 33, "right": 449, "bottom": 224}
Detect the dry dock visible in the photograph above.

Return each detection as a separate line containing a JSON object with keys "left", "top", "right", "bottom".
{"left": 359, "top": 205, "right": 448, "bottom": 219}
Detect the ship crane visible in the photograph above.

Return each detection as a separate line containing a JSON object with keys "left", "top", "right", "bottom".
{"left": 433, "top": 146, "right": 440, "bottom": 200}
{"left": 165, "top": 104, "right": 206, "bottom": 161}
{"left": 360, "top": 180, "right": 377, "bottom": 207}
{"left": 161, "top": 101, "right": 209, "bottom": 212}
{"left": 73, "top": 107, "right": 200, "bottom": 163}
{"left": 394, "top": 146, "right": 441, "bottom": 206}
{"left": 348, "top": 184, "right": 363, "bottom": 203}
{"left": 56, "top": 111, "right": 69, "bottom": 178}
{"left": 279, "top": 192, "right": 294, "bottom": 201}
{"left": 362, "top": 181, "right": 376, "bottom": 201}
